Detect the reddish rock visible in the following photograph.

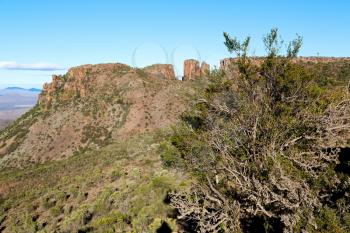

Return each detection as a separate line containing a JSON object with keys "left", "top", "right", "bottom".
{"left": 38, "top": 75, "right": 64, "bottom": 107}
{"left": 63, "top": 65, "right": 93, "bottom": 98}
{"left": 182, "top": 60, "right": 210, "bottom": 81}
{"left": 183, "top": 59, "right": 201, "bottom": 81}
{"left": 38, "top": 63, "right": 132, "bottom": 109}
{"left": 143, "top": 64, "right": 176, "bottom": 80}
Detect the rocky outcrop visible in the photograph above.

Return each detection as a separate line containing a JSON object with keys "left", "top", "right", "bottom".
{"left": 38, "top": 64, "right": 129, "bottom": 108}
{"left": 63, "top": 65, "right": 92, "bottom": 98}
{"left": 39, "top": 63, "right": 176, "bottom": 109}
{"left": 183, "top": 59, "right": 200, "bottom": 81}
{"left": 143, "top": 64, "right": 176, "bottom": 80}
{"left": 183, "top": 59, "right": 210, "bottom": 81}
{"left": 38, "top": 75, "right": 65, "bottom": 107}
{"left": 38, "top": 60, "right": 212, "bottom": 109}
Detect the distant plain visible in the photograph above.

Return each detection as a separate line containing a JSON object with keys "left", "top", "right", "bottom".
{"left": 0, "top": 87, "right": 40, "bottom": 129}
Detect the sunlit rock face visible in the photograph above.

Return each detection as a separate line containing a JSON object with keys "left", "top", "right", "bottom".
{"left": 182, "top": 59, "right": 210, "bottom": 81}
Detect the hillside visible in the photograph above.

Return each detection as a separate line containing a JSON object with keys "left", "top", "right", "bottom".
{"left": 0, "top": 61, "right": 208, "bottom": 233}
{"left": 0, "top": 54, "right": 349, "bottom": 232}
{"left": 0, "top": 109, "right": 32, "bottom": 130}
{"left": 0, "top": 63, "right": 205, "bottom": 168}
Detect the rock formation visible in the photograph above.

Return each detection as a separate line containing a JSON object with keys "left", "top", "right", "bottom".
{"left": 39, "top": 75, "right": 65, "bottom": 107}
{"left": 143, "top": 64, "right": 176, "bottom": 80}
{"left": 183, "top": 59, "right": 210, "bottom": 81}
{"left": 183, "top": 59, "right": 200, "bottom": 81}
{"left": 39, "top": 63, "right": 178, "bottom": 109}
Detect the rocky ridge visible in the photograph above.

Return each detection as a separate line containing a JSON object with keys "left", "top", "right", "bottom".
{"left": 3, "top": 57, "right": 347, "bottom": 167}
{"left": 0, "top": 61, "right": 209, "bottom": 167}
{"left": 39, "top": 60, "right": 210, "bottom": 109}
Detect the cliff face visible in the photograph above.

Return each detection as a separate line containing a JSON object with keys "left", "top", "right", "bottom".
{"left": 143, "top": 64, "right": 176, "bottom": 80}
{"left": 182, "top": 59, "right": 210, "bottom": 81}
{"left": 0, "top": 62, "right": 198, "bottom": 167}
{"left": 39, "top": 75, "right": 65, "bottom": 107}
{"left": 183, "top": 59, "right": 200, "bottom": 81}
{"left": 38, "top": 59, "right": 208, "bottom": 111}
{"left": 39, "top": 63, "right": 178, "bottom": 109}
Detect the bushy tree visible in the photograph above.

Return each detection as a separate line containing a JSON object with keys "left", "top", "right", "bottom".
{"left": 165, "top": 29, "right": 350, "bottom": 232}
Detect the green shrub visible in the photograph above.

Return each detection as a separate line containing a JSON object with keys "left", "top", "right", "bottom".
{"left": 159, "top": 141, "right": 182, "bottom": 167}
{"left": 316, "top": 207, "right": 344, "bottom": 233}
{"left": 166, "top": 29, "right": 350, "bottom": 232}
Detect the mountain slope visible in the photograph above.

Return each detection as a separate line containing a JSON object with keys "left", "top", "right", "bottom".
{"left": 0, "top": 62, "right": 206, "bottom": 233}
{"left": 0, "top": 63, "right": 204, "bottom": 168}
{"left": 0, "top": 131, "right": 192, "bottom": 233}
{"left": 0, "top": 58, "right": 348, "bottom": 233}
{"left": 0, "top": 109, "right": 32, "bottom": 129}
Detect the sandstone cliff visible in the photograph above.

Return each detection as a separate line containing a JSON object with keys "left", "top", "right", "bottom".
{"left": 182, "top": 59, "right": 210, "bottom": 81}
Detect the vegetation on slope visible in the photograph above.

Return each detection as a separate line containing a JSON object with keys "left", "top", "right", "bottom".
{"left": 162, "top": 29, "right": 350, "bottom": 232}
{"left": 1, "top": 29, "right": 350, "bottom": 233}
{"left": 0, "top": 63, "right": 203, "bottom": 168}
{"left": 0, "top": 130, "right": 191, "bottom": 233}
{"left": 0, "top": 65, "right": 207, "bottom": 232}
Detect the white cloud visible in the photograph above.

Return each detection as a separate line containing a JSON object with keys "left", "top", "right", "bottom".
{"left": 0, "top": 61, "right": 64, "bottom": 71}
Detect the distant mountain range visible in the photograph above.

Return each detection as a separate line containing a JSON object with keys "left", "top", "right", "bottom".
{"left": 0, "top": 87, "right": 40, "bottom": 108}
{"left": 3, "top": 87, "right": 42, "bottom": 92}
{"left": 0, "top": 86, "right": 41, "bottom": 128}
{"left": 0, "top": 87, "right": 42, "bottom": 98}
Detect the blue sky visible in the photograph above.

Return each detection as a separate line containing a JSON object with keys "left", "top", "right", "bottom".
{"left": 0, "top": 0, "right": 349, "bottom": 88}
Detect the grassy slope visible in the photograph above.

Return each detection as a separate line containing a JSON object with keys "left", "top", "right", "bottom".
{"left": 0, "top": 75, "right": 208, "bottom": 233}
{"left": 0, "top": 130, "right": 192, "bottom": 233}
